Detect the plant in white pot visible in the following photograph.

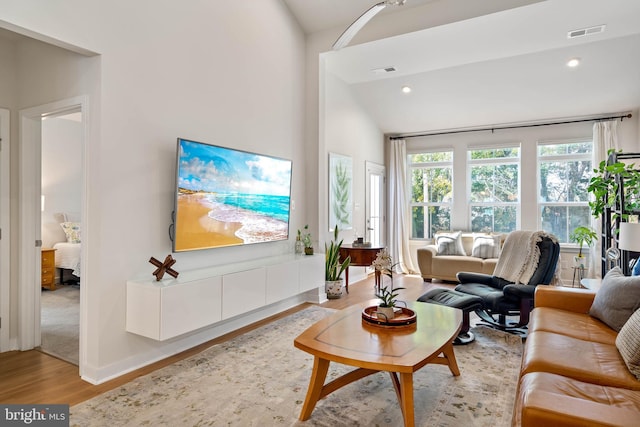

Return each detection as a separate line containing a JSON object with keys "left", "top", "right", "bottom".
{"left": 569, "top": 225, "right": 597, "bottom": 268}
{"left": 325, "top": 225, "right": 350, "bottom": 299}
{"left": 301, "top": 225, "right": 314, "bottom": 255}
{"left": 372, "top": 249, "right": 405, "bottom": 320}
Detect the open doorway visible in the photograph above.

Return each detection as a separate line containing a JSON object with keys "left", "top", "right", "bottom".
{"left": 39, "top": 110, "right": 82, "bottom": 365}
{"left": 18, "top": 96, "right": 87, "bottom": 373}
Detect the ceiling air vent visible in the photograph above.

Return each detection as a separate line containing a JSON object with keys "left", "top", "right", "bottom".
{"left": 568, "top": 25, "right": 605, "bottom": 39}
{"left": 371, "top": 66, "right": 397, "bottom": 74}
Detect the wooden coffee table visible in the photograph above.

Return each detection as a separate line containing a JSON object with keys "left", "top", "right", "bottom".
{"left": 294, "top": 300, "right": 462, "bottom": 427}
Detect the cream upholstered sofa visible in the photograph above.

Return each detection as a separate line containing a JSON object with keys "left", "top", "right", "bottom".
{"left": 417, "top": 231, "right": 503, "bottom": 282}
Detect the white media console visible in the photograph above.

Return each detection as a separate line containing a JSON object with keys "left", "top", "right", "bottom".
{"left": 126, "top": 253, "right": 324, "bottom": 340}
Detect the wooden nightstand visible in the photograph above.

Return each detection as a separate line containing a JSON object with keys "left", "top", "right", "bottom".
{"left": 41, "top": 248, "right": 56, "bottom": 290}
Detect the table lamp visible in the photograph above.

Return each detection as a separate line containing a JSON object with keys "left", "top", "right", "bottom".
{"left": 618, "top": 222, "right": 640, "bottom": 253}
{"left": 618, "top": 222, "right": 640, "bottom": 274}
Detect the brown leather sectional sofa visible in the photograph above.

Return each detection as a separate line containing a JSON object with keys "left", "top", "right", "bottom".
{"left": 512, "top": 286, "right": 640, "bottom": 426}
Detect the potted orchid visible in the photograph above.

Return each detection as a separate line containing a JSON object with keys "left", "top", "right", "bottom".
{"left": 372, "top": 249, "right": 405, "bottom": 319}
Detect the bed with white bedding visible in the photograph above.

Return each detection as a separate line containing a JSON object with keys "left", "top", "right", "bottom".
{"left": 52, "top": 215, "right": 81, "bottom": 282}
{"left": 53, "top": 241, "right": 81, "bottom": 277}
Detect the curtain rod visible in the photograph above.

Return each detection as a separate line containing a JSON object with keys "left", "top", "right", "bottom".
{"left": 389, "top": 113, "right": 633, "bottom": 140}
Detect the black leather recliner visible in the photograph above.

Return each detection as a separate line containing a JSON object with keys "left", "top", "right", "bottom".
{"left": 454, "top": 233, "right": 560, "bottom": 333}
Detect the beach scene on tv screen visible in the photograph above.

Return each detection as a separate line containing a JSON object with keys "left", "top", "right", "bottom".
{"left": 175, "top": 139, "right": 292, "bottom": 251}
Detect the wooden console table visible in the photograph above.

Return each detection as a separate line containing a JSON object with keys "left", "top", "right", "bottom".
{"left": 339, "top": 244, "right": 385, "bottom": 293}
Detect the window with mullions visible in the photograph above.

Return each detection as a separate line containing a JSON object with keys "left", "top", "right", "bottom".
{"left": 538, "top": 140, "right": 592, "bottom": 243}
{"left": 468, "top": 147, "right": 520, "bottom": 233}
{"left": 409, "top": 151, "right": 453, "bottom": 239}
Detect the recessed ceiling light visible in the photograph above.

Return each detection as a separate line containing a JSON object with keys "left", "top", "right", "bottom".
{"left": 401, "top": 86, "right": 412, "bottom": 93}
{"left": 567, "top": 58, "right": 581, "bottom": 68}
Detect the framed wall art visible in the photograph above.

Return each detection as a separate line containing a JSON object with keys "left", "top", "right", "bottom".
{"left": 329, "top": 152, "right": 352, "bottom": 230}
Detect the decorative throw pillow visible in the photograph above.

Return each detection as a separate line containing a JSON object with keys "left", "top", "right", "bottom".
{"left": 589, "top": 267, "right": 640, "bottom": 331}
{"left": 471, "top": 234, "right": 501, "bottom": 259}
{"left": 435, "top": 231, "right": 466, "bottom": 256}
{"left": 60, "top": 222, "right": 81, "bottom": 243}
{"left": 633, "top": 259, "right": 640, "bottom": 276}
{"left": 616, "top": 308, "right": 640, "bottom": 380}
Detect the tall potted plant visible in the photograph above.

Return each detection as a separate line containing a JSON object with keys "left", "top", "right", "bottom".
{"left": 325, "top": 225, "right": 350, "bottom": 299}
{"left": 588, "top": 149, "right": 640, "bottom": 220}
{"left": 569, "top": 225, "right": 597, "bottom": 267}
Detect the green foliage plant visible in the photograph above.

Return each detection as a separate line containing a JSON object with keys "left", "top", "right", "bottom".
{"left": 325, "top": 225, "right": 350, "bottom": 281}
{"left": 588, "top": 149, "right": 640, "bottom": 221}
{"left": 375, "top": 285, "right": 406, "bottom": 308}
{"left": 300, "top": 225, "right": 312, "bottom": 249}
{"left": 569, "top": 226, "right": 597, "bottom": 257}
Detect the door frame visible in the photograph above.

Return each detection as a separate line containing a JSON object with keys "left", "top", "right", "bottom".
{"left": 0, "top": 108, "right": 10, "bottom": 352}
{"left": 365, "top": 161, "right": 386, "bottom": 247}
{"left": 18, "top": 96, "right": 88, "bottom": 371}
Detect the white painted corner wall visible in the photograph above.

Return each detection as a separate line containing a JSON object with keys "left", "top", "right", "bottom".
{"left": 321, "top": 71, "right": 385, "bottom": 283}
{"left": 2, "top": 0, "right": 308, "bottom": 383}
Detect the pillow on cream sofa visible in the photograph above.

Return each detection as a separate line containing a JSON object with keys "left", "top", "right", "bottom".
{"left": 435, "top": 231, "right": 466, "bottom": 256}
{"left": 471, "top": 234, "right": 501, "bottom": 259}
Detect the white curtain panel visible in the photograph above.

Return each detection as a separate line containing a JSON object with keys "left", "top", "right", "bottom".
{"left": 590, "top": 120, "right": 620, "bottom": 278}
{"left": 388, "top": 139, "right": 417, "bottom": 274}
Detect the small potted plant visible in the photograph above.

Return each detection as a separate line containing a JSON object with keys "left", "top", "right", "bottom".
{"left": 372, "top": 249, "right": 405, "bottom": 319}
{"left": 301, "top": 225, "right": 313, "bottom": 255}
{"left": 375, "top": 285, "right": 405, "bottom": 320}
{"left": 569, "top": 225, "right": 597, "bottom": 267}
{"left": 325, "top": 225, "right": 350, "bottom": 298}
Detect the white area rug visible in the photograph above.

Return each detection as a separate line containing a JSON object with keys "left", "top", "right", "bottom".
{"left": 40, "top": 284, "right": 79, "bottom": 365}
{"left": 71, "top": 305, "right": 522, "bottom": 426}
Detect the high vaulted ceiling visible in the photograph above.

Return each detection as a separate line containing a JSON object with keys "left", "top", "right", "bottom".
{"left": 283, "top": 0, "right": 442, "bottom": 34}
{"left": 284, "top": 0, "right": 640, "bottom": 134}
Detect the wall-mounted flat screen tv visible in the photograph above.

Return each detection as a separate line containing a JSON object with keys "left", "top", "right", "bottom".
{"left": 173, "top": 138, "right": 292, "bottom": 252}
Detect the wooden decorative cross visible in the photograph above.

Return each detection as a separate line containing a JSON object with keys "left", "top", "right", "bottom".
{"left": 149, "top": 254, "right": 179, "bottom": 281}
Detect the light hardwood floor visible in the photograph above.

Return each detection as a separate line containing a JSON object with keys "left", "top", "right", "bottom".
{"left": 0, "top": 274, "right": 447, "bottom": 406}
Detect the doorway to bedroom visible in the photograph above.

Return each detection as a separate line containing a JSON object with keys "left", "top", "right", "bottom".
{"left": 40, "top": 110, "right": 82, "bottom": 365}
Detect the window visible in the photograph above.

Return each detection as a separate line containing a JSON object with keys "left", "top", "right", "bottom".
{"left": 468, "top": 147, "right": 520, "bottom": 233}
{"left": 538, "top": 140, "right": 592, "bottom": 243}
{"left": 409, "top": 151, "right": 453, "bottom": 239}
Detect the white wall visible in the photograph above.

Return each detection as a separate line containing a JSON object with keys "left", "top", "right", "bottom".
{"left": 0, "top": 32, "right": 17, "bottom": 347}
{"left": 0, "top": 36, "right": 16, "bottom": 105}
{"left": 0, "top": 34, "right": 97, "bottom": 346}
{"left": 322, "top": 72, "right": 385, "bottom": 239}
{"left": 41, "top": 115, "right": 82, "bottom": 248}
{"left": 2, "top": 0, "right": 306, "bottom": 383}
{"left": 321, "top": 71, "right": 385, "bottom": 281}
